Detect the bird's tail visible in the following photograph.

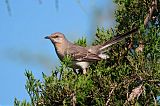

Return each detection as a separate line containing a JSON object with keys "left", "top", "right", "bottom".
{"left": 99, "top": 27, "right": 138, "bottom": 51}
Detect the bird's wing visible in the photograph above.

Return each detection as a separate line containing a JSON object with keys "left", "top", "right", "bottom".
{"left": 65, "top": 44, "right": 101, "bottom": 62}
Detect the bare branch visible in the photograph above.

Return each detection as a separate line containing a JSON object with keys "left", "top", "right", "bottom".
{"left": 151, "top": 90, "right": 157, "bottom": 106}
{"left": 38, "top": 0, "right": 42, "bottom": 4}
{"left": 144, "top": 0, "right": 158, "bottom": 27}
{"left": 5, "top": 0, "right": 11, "bottom": 16}
{"left": 124, "top": 84, "right": 143, "bottom": 105}
{"left": 55, "top": 0, "right": 59, "bottom": 11}
{"left": 71, "top": 93, "right": 76, "bottom": 106}
{"left": 105, "top": 84, "right": 117, "bottom": 106}
{"left": 75, "top": 0, "right": 88, "bottom": 15}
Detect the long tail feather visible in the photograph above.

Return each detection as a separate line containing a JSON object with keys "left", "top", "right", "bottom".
{"left": 99, "top": 28, "right": 138, "bottom": 51}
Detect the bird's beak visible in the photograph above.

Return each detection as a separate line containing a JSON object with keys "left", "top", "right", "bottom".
{"left": 44, "top": 36, "right": 50, "bottom": 39}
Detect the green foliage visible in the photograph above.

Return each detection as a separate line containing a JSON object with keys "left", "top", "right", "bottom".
{"left": 93, "top": 27, "right": 114, "bottom": 45}
{"left": 74, "top": 37, "right": 87, "bottom": 47}
{"left": 14, "top": 98, "right": 30, "bottom": 106}
{"left": 15, "top": 0, "right": 160, "bottom": 106}
{"left": 114, "top": 0, "right": 147, "bottom": 30}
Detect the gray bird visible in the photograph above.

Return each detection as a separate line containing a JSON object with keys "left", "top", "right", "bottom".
{"left": 45, "top": 28, "right": 138, "bottom": 74}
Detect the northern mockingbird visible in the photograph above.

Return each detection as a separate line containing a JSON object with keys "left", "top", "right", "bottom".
{"left": 45, "top": 28, "right": 138, "bottom": 74}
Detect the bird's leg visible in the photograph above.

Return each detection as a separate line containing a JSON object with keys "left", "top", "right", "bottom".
{"left": 78, "top": 68, "right": 83, "bottom": 74}
{"left": 78, "top": 68, "right": 87, "bottom": 74}
{"left": 73, "top": 68, "right": 78, "bottom": 75}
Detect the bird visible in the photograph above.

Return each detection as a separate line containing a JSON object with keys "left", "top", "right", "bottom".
{"left": 45, "top": 28, "right": 138, "bottom": 74}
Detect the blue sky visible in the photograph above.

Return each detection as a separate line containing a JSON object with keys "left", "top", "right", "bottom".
{"left": 0, "top": 0, "right": 115, "bottom": 105}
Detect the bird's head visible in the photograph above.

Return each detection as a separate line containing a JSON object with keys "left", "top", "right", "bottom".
{"left": 45, "top": 32, "right": 65, "bottom": 44}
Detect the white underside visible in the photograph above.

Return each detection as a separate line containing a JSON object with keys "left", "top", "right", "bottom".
{"left": 98, "top": 53, "right": 110, "bottom": 59}
{"left": 75, "top": 61, "right": 90, "bottom": 69}
{"left": 73, "top": 53, "right": 109, "bottom": 74}
{"left": 75, "top": 61, "right": 90, "bottom": 74}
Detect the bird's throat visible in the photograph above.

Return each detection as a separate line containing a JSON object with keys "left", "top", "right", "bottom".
{"left": 54, "top": 42, "right": 66, "bottom": 59}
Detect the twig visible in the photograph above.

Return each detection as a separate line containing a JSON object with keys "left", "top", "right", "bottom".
{"left": 144, "top": 0, "right": 158, "bottom": 27}
{"left": 5, "top": 0, "right": 12, "bottom": 16}
{"left": 38, "top": 0, "right": 42, "bottom": 4}
{"left": 151, "top": 90, "right": 157, "bottom": 106}
{"left": 75, "top": 0, "right": 88, "bottom": 15}
{"left": 55, "top": 0, "right": 59, "bottom": 11}
{"left": 71, "top": 92, "right": 76, "bottom": 106}
{"left": 124, "top": 84, "right": 143, "bottom": 105}
{"left": 105, "top": 84, "right": 117, "bottom": 106}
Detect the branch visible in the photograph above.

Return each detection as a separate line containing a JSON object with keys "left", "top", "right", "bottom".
{"left": 55, "top": 0, "right": 59, "bottom": 11}
{"left": 71, "top": 93, "right": 76, "bottom": 106}
{"left": 124, "top": 84, "right": 143, "bottom": 105}
{"left": 38, "top": 0, "right": 42, "bottom": 4}
{"left": 105, "top": 84, "right": 117, "bottom": 106}
{"left": 151, "top": 90, "right": 157, "bottom": 106}
{"left": 5, "top": 0, "right": 12, "bottom": 16}
{"left": 144, "top": 0, "right": 158, "bottom": 27}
